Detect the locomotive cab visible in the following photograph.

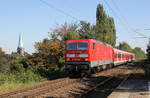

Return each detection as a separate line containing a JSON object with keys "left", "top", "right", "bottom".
{"left": 65, "top": 40, "right": 91, "bottom": 76}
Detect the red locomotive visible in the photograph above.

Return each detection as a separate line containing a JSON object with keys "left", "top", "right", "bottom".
{"left": 65, "top": 39, "right": 135, "bottom": 76}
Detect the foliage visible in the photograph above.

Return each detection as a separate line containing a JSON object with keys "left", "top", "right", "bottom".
{"left": 0, "top": 54, "right": 46, "bottom": 92}
{"left": 10, "top": 52, "right": 21, "bottom": 59}
{"left": 26, "top": 39, "right": 64, "bottom": 71}
{"left": 146, "top": 45, "right": 150, "bottom": 62}
{"left": 0, "top": 48, "right": 10, "bottom": 72}
{"left": 95, "top": 4, "right": 116, "bottom": 47}
{"left": 10, "top": 59, "right": 25, "bottom": 72}
{"left": 78, "top": 21, "right": 95, "bottom": 39}
{"left": 51, "top": 23, "right": 79, "bottom": 41}
{"left": 133, "top": 47, "right": 146, "bottom": 60}
{"left": 117, "top": 42, "right": 133, "bottom": 53}
{"left": 0, "top": 70, "right": 45, "bottom": 92}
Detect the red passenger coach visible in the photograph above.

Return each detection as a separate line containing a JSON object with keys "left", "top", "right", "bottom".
{"left": 65, "top": 39, "right": 135, "bottom": 76}
{"left": 113, "top": 49, "right": 135, "bottom": 66}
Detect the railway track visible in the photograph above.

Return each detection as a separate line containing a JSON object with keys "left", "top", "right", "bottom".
{"left": 0, "top": 62, "right": 141, "bottom": 98}
{"left": 81, "top": 61, "right": 144, "bottom": 98}
{"left": 0, "top": 77, "right": 80, "bottom": 98}
{"left": 41, "top": 64, "right": 132, "bottom": 97}
{"left": 80, "top": 72, "right": 131, "bottom": 98}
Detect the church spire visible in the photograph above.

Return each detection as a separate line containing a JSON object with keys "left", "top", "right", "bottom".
{"left": 18, "top": 32, "right": 23, "bottom": 49}
{"left": 17, "top": 32, "right": 24, "bottom": 56}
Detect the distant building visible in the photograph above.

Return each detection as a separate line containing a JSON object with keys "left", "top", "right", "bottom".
{"left": 17, "top": 33, "right": 24, "bottom": 56}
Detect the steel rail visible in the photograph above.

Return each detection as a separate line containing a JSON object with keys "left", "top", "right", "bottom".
{"left": 0, "top": 78, "right": 68, "bottom": 97}
{"left": 24, "top": 79, "right": 81, "bottom": 97}
{"left": 78, "top": 76, "right": 115, "bottom": 97}
{"left": 79, "top": 62, "right": 142, "bottom": 98}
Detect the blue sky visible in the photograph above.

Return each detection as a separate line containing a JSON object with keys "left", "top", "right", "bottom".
{"left": 0, "top": 0, "right": 150, "bottom": 53}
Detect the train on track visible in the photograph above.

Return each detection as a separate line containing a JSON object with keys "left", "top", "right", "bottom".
{"left": 65, "top": 39, "right": 135, "bottom": 77}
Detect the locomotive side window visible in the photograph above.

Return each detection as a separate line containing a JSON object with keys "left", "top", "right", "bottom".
{"left": 93, "top": 43, "right": 95, "bottom": 50}
{"left": 67, "top": 42, "right": 88, "bottom": 50}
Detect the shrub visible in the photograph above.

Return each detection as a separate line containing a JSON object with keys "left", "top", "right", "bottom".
{"left": 0, "top": 69, "right": 46, "bottom": 92}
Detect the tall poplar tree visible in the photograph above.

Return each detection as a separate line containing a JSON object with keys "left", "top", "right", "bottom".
{"left": 95, "top": 4, "right": 116, "bottom": 47}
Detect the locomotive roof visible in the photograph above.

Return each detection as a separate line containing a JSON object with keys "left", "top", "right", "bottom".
{"left": 94, "top": 40, "right": 112, "bottom": 47}
{"left": 66, "top": 39, "right": 112, "bottom": 47}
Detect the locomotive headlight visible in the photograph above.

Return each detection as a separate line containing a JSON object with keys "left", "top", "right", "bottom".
{"left": 67, "top": 54, "right": 75, "bottom": 57}
{"left": 79, "top": 54, "right": 88, "bottom": 57}
{"left": 85, "top": 58, "right": 88, "bottom": 61}
{"left": 66, "top": 58, "right": 70, "bottom": 61}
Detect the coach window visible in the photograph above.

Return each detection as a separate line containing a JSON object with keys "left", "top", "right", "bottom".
{"left": 115, "top": 53, "right": 117, "bottom": 58}
{"left": 118, "top": 54, "right": 121, "bottom": 58}
{"left": 93, "top": 43, "right": 95, "bottom": 50}
{"left": 116, "top": 53, "right": 118, "bottom": 58}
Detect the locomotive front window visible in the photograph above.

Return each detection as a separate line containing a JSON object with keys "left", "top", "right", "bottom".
{"left": 78, "top": 42, "right": 88, "bottom": 50}
{"left": 67, "top": 42, "right": 88, "bottom": 50}
{"left": 67, "top": 43, "right": 77, "bottom": 50}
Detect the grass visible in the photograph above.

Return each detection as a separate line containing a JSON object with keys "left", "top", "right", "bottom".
{"left": 0, "top": 82, "right": 38, "bottom": 92}
{"left": 0, "top": 70, "right": 46, "bottom": 93}
{"left": 0, "top": 69, "right": 67, "bottom": 93}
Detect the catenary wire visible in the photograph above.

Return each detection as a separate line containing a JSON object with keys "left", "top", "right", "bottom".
{"left": 103, "top": 0, "right": 147, "bottom": 38}
{"left": 39, "top": 0, "right": 80, "bottom": 21}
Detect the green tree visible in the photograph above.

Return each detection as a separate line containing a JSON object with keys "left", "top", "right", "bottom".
{"left": 10, "top": 59, "right": 25, "bottom": 72}
{"left": 133, "top": 47, "right": 146, "bottom": 60}
{"left": 117, "top": 42, "right": 133, "bottom": 53}
{"left": 52, "top": 23, "right": 79, "bottom": 41}
{"left": 146, "top": 44, "right": 150, "bottom": 62}
{"left": 27, "top": 39, "right": 63, "bottom": 70}
{"left": 0, "top": 48, "right": 10, "bottom": 72}
{"left": 95, "top": 4, "right": 116, "bottom": 47}
{"left": 108, "top": 17, "right": 116, "bottom": 47}
{"left": 78, "top": 21, "right": 95, "bottom": 39}
{"left": 95, "top": 4, "right": 107, "bottom": 41}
